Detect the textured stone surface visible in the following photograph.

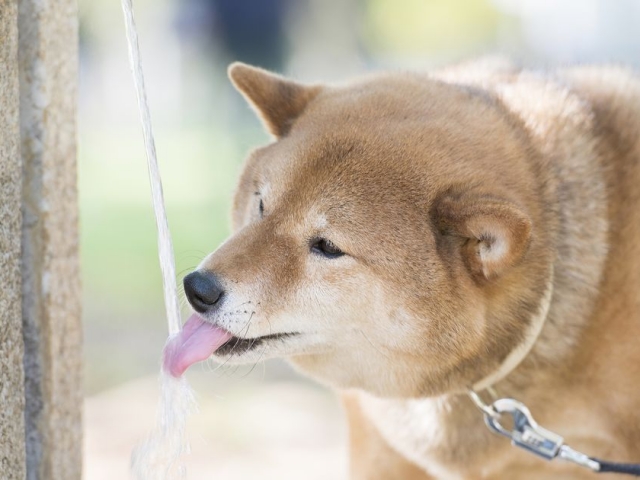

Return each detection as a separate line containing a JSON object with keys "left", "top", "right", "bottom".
{"left": 0, "top": 0, "right": 27, "bottom": 479}
{"left": 18, "top": 0, "right": 82, "bottom": 478}
{"left": 0, "top": 0, "right": 81, "bottom": 477}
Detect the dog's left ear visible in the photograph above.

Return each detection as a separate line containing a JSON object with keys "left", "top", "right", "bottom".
{"left": 228, "top": 62, "right": 321, "bottom": 137}
{"left": 433, "top": 194, "right": 532, "bottom": 281}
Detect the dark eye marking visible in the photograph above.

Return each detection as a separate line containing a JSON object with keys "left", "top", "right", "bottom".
{"left": 310, "top": 238, "right": 345, "bottom": 259}
{"left": 253, "top": 191, "right": 264, "bottom": 218}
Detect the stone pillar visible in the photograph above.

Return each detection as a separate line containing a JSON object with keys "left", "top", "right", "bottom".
{"left": 0, "top": 0, "right": 27, "bottom": 478}
{"left": 0, "top": 0, "right": 81, "bottom": 478}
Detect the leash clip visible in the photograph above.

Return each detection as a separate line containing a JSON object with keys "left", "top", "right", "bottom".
{"left": 484, "top": 398, "right": 563, "bottom": 460}
{"left": 469, "top": 394, "right": 601, "bottom": 472}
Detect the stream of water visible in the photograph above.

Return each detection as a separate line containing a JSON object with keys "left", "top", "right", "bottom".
{"left": 120, "top": 0, "right": 196, "bottom": 478}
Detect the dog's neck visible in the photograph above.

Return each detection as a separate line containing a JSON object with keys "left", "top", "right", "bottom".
{"left": 472, "top": 270, "right": 554, "bottom": 392}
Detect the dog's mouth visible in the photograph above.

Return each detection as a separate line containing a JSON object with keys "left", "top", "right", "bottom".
{"left": 215, "top": 331, "right": 298, "bottom": 356}
{"left": 163, "top": 313, "right": 297, "bottom": 377}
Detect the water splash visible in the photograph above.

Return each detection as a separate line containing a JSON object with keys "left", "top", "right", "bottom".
{"left": 120, "top": 0, "right": 195, "bottom": 477}
{"left": 131, "top": 374, "right": 196, "bottom": 480}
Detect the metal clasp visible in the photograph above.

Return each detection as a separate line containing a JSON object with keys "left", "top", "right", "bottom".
{"left": 485, "top": 398, "right": 563, "bottom": 460}
{"left": 468, "top": 393, "right": 600, "bottom": 472}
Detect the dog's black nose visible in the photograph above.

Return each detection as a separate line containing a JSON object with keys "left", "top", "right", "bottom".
{"left": 183, "top": 271, "right": 225, "bottom": 313}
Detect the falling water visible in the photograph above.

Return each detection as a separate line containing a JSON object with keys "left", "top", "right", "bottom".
{"left": 120, "top": 0, "right": 196, "bottom": 478}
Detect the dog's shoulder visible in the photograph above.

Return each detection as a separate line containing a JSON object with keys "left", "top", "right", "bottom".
{"left": 559, "top": 65, "right": 640, "bottom": 153}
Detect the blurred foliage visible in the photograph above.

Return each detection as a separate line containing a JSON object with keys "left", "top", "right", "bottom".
{"left": 363, "top": 0, "right": 502, "bottom": 56}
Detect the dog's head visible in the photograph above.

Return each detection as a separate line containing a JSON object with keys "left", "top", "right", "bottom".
{"left": 169, "top": 63, "right": 555, "bottom": 398}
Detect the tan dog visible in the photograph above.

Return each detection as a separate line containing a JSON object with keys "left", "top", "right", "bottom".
{"left": 164, "top": 59, "right": 640, "bottom": 479}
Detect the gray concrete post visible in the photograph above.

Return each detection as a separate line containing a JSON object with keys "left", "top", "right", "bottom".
{"left": 1, "top": 0, "right": 27, "bottom": 477}
{"left": 0, "top": 0, "right": 81, "bottom": 477}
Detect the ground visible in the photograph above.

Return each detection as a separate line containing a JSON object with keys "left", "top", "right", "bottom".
{"left": 83, "top": 369, "right": 348, "bottom": 479}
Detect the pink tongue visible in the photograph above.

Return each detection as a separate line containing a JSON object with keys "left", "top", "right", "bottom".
{"left": 163, "top": 313, "right": 232, "bottom": 377}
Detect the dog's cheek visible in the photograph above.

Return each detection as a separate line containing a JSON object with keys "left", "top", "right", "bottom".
{"left": 274, "top": 263, "right": 377, "bottom": 346}
{"left": 286, "top": 269, "right": 415, "bottom": 391}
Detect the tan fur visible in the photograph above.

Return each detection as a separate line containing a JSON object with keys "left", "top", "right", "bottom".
{"left": 194, "top": 60, "right": 640, "bottom": 478}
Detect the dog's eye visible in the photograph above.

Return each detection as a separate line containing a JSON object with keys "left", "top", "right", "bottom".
{"left": 259, "top": 199, "right": 264, "bottom": 218}
{"left": 311, "top": 238, "right": 344, "bottom": 259}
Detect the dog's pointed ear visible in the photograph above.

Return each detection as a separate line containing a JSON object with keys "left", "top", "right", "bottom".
{"left": 433, "top": 194, "right": 532, "bottom": 280}
{"left": 228, "top": 62, "right": 321, "bottom": 137}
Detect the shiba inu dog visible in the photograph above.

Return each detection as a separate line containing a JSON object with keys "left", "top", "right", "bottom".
{"left": 164, "top": 59, "right": 640, "bottom": 479}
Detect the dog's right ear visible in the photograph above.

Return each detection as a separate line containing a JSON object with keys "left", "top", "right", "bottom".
{"left": 228, "top": 62, "right": 321, "bottom": 137}
{"left": 433, "top": 193, "right": 532, "bottom": 281}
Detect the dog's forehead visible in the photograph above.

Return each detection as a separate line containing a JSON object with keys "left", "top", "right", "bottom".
{"left": 260, "top": 144, "right": 432, "bottom": 232}
{"left": 266, "top": 135, "right": 410, "bottom": 203}
{"left": 252, "top": 74, "right": 527, "bottom": 224}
